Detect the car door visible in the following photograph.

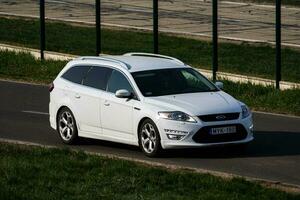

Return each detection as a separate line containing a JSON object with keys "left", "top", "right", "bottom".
{"left": 75, "top": 66, "right": 113, "bottom": 135}
{"left": 101, "top": 69, "right": 138, "bottom": 141}
{"left": 60, "top": 65, "right": 91, "bottom": 127}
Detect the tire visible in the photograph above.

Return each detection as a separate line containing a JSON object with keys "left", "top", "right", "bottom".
{"left": 138, "top": 119, "right": 162, "bottom": 157}
{"left": 57, "top": 107, "right": 78, "bottom": 144}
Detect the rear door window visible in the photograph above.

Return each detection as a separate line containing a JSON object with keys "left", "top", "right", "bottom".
{"left": 62, "top": 66, "right": 90, "bottom": 84}
{"left": 82, "top": 66, "right": 113, "bottom": 90}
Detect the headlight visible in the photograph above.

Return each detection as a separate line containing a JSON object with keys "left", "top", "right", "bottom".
{"left": 241, "top": 105, "right": 250, "bottom": 118}
{"left": 158, "top": 111, "right": 197, "bottom": 123}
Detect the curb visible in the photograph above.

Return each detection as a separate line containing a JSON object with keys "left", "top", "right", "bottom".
{"left": 0, "top": 43, "right": 75, "bottom": 61}
{"left": 1, "top": 138, "right": 300, "bottom": 194}
{"left": 195, "top": 68, "right": 300, "bottom": 90}
{"left": 1, "top": 43, "right": 300, "bottom": 90}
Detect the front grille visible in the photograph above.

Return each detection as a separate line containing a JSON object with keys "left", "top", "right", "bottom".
{"left": 192, "top": 124, "right": 247, "bottom": 143}
{"left": 198, "top": 112, "right": 240, "bottom": 122}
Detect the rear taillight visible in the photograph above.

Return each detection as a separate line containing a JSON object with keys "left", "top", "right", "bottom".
{"left": 49, "top": 83, "right": 54, "bottom": 92}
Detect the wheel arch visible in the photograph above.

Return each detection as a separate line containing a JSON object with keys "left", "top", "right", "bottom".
{"left": 137, "top": 117, "right": 152, "bottom": 138}
{"left": 56, "top": 105, "right": 70, "bottom": 129}
{"left": 136, "top": 116, "right": 162, "bottom": 157}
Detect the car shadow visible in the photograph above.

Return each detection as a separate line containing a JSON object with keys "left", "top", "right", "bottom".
{"left": 162, "top": 131, "right": 300, "bottom": 158}
{"left": 76, "top": 137, "right": 140, "bottom": 151}
{"left": 74, "top": 131, "right": 300, "bottom": 159}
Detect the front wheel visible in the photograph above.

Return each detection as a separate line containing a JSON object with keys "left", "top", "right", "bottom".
{"left": 57, "top": 107, "right": 78, "bottom": 144}
{"left": 138, "top": 119, "right": 162, "bottom": 157}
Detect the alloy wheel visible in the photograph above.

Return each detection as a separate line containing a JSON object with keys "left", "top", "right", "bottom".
{"left": 58, "top": 111, "right": 75, "bottom": 141}
{"left": 141, "top": 123, "right": 157, "bottom": 154}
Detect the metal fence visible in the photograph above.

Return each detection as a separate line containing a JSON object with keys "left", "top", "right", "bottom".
{"left": 6, "top": 0, "right": 287, "bottom": 89}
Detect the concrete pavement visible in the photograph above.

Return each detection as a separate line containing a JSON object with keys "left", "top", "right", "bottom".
{"left": 0, "top": 0, "right": 299, "bottom": 47}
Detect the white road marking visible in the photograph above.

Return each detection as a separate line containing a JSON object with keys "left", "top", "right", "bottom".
{"left": 47, "top": 0, "right": 70, "bottom": 4}
{"left": 22, "top": 110, "right": 49, "bottom": 115}
{"left": 196, "top": 0, "right": 300, "bottom": 10}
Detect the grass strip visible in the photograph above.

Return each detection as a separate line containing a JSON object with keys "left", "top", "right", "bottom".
{"left": 0, "top": 142, "right": 299, "bottom": 200}
{"left": 0, "top": 51, "right": 66, "bottom": 83}
{"left": 0, "top": 17, "right": 299, "bottom": 83}
{"left": 0, "top": 50, "right": 299, "bottom": 116}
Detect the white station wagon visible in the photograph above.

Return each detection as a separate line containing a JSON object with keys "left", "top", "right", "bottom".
{"left": 49, "top": 53, "right": 254, "bottom": 157}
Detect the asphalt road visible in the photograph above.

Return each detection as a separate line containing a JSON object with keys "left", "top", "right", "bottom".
{"left": 1, "top": 80, "right": 300, "bottom": 186}
{"left": 0, "top": 0, "right": 299, "bottom": 46}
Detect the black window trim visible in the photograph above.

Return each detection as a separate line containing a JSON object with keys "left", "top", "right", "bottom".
{"left": 62, "top": 64, "right": 140, "bottom": 101}
{"left": 105, "top": 68, "right": 140, "bottom": 101}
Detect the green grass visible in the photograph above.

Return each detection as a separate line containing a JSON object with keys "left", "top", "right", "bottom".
{"left": 0, "top": 143, "right": 299, "bottom": 200}
{"left": 223, "top": 80, "right": 300, "bottom": 115}
{"left": 0, "top": 51, "right": 66, "bottom": 83}
{"left": 0, "top": 50, "right": 299, "bottom": 116}
{"left": 0, "top": 17, "right": 299, "bottom": 83}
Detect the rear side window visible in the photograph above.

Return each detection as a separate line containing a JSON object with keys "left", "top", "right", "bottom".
{"left": 107, "top": 70, "right": 134, "bottom": 94}
{"left": 62, "top": 66, "right": 90, "bottom": 84}
{"left": 82, "top": 66, "right": 113, "bottom": 90}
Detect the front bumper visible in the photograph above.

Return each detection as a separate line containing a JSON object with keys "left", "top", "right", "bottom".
{"left": 157, "top": 115, "right": 254, "bottom": 149}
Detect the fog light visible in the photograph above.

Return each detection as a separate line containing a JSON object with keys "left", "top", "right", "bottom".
{"left": 249, "top": 124, "right": 254, "bottom": 132}
{"left": 167, "top": 134, "right": 185, "bottom": 140}
{"left": 249, "top": 125, "right": 254, "bottom": 137}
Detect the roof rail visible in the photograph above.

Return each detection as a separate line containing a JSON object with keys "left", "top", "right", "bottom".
{"left": 78, "top": 56, "right": 131, "bottom": 70}
{"left": 123, "top": 52, "right": 184, "bottom": 65}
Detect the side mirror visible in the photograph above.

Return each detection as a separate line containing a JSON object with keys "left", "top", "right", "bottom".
{"left": 115, "top": 89, "right": 132, "bottom": 98}
{"left": 215, "top": 81, "right": 224, "bottom": 90}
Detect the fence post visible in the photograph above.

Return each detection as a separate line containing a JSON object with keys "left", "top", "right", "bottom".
{"left": 40, "top": 0, "right": 45, "bottom": 60}
{"left": 276, "top": 0, "right": 281, "bottom": 89}
{"left": 212, "top": 0, "right": 218, "bottom": 82}
{"left": 153, "top": 0, "right": 158, "bottom": 54}
{"left": 96, "top": 0, "right": 101, "bottom": 56}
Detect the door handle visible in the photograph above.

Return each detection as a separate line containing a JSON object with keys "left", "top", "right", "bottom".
{"left": 75, "top": 94, "right": 81, "bottom": 99}
{"left": 104, "top": 102, "right": 110, "bottom": 106}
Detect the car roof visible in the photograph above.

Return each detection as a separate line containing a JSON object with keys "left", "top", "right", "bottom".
{"left": 74, "top": 53, "right": 188, "bottom": 73}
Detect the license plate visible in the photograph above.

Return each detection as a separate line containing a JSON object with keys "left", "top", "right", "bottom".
{"left": 210, "top": 126, "right": 236, "bottom": 135}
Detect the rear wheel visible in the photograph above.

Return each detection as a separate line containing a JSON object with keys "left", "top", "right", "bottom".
{"left": 138, "top": 119, "right": 162, "bottom": 157}
{"left": 57, "top": 107, "right": 78, "bottom": 144}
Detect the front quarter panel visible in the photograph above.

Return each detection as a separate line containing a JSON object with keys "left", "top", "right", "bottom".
{"left": 132, "top": 100, "right": 162, "bottom": 144}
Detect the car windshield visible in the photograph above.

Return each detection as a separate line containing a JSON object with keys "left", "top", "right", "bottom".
{"left": 131, "top": 68, "right": 219, "bottom": 97}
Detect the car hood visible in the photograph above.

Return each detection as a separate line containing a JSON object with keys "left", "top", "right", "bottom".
{"left": 144, "top": 91, "right": 241, "bottom": 116}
